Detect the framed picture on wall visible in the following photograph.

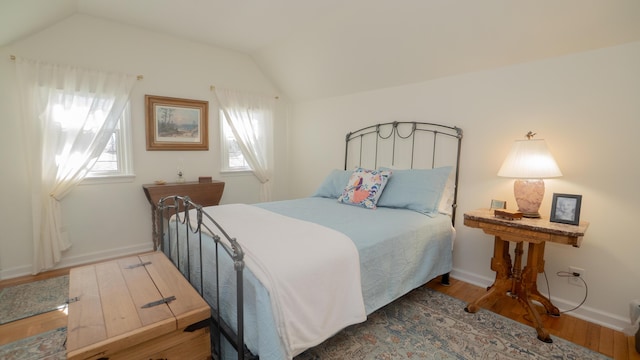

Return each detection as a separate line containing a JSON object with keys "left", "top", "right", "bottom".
{"left": 145, "top": 95, "right": 209, "bottom": 150}
{"left": 550, "top": 193, "right": 582, "bottom": 225}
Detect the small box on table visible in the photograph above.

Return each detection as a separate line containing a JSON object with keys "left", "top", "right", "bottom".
{"left": 494, "top": 209, "right": 523, "bottom": 220}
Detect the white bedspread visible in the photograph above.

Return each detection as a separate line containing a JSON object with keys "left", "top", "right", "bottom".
{"left": 194, "top": 204, "right": 366, "bottom": 358}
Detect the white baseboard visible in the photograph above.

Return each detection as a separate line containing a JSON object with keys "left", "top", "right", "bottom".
{"left": 450, "top": 268, "right": 491, "bottom": 289}
{"left": 450, "top": 267, "right": 631, "bottom": 332}
{"left": 0, "top": 243, "right": 154, "bottom": 280}
{"left": 2, "top": 253, "right": 631, "bottom": 333}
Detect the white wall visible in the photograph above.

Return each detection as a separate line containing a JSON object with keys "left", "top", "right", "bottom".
{"left": 1, "top": 11, "right": 638, "bottom": 333}
{"left": 0, "top": 14, "right": 289, "bottom": 278}
{"left": 288, "top": 42, "right": 640, "bottom": 331}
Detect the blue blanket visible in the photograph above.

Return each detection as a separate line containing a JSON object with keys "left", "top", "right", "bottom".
{"left": 166, "top": 197, "right": 454, "bottom": 360}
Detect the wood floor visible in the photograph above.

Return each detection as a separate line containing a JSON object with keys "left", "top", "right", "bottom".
{"left": 426, "top": 278, "right": 640, "bottom": 360}
{"left": 1, "top": 270, "right": 638, "bottom": 359}
{"left": 0, "top": 266, "right": 70, "bottom": 347}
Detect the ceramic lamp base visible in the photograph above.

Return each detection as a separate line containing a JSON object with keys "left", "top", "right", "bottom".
{"left": 513, "top": 179, "right": 545, "bottom": 218}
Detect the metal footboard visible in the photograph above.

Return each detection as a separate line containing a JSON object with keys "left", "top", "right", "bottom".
{"left": 155, "top": 195, "right": 257, "bottom": 360}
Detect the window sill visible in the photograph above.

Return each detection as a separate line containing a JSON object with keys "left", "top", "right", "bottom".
{"left": 81, "top": 174, "right": 136, "bottom": 185}
{"left": 220, "top": 170, "right": 254, "bottom": 176}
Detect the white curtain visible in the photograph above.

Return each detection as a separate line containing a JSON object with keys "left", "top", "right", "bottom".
{"left": 15, "top": 57, "right": 136, "bottom": 274}
{"left": 214, "top": 88, "right": 275, "bottom": 201}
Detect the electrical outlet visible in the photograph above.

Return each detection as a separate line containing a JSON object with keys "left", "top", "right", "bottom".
{"left": 568, "top": 266, "right": 585, "bottom": 287}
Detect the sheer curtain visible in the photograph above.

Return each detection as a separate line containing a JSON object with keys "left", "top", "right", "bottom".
{"left": 15, "top": 57, "right": 137, "bottom": 273}
{"left": 214, "top": 88, "right": 275, "bottom": 201}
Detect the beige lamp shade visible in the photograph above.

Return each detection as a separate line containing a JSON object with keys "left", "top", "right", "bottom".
{"left": 498, "top": 138, "right": 562, "bottom": 218}
{"left": 498, "top": 139, "right": 562, "bottom": 179}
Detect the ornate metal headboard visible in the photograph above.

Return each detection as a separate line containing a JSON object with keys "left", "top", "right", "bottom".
{"left": 344, "top": 121, "right": 463, "bottom": 222}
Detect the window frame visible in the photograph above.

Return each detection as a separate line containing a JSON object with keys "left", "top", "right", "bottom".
{"left": 220, "top": 111, "right": 253, "bottom": 173}
{"left": 83, "top": 103, "right": 135, "bottom": 183}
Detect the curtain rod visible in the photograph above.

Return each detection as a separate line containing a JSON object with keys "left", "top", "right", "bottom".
{"left": 210, "top": 85, "right": 279, "bottom": 100}
{"left": 9, "top": 55, "right": 144, "bottom": 80}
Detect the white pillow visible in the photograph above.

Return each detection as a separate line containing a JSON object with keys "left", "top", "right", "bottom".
{"left": 438, "top": 167, "right": 456, "bottom": 216}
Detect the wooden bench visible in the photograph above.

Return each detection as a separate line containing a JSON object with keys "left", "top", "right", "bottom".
{"left": 66, "top": 252, "right": 211, "bottom": 360}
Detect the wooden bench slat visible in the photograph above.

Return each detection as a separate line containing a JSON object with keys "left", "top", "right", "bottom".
{"left": 67, "top": 266, "right": 107, "bottom": 350}
{"left": 94, "top": 260, "right": 142, "bottom": 337}
{"left": 141, "top": 252, "right": 210, "bottom": 329}
{"left": 117, "top": 256, "right": 174, "bottom": 327}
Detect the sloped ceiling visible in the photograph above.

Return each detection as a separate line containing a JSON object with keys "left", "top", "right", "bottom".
{"left": 3, "top": 0, "right": 640, "bottom": 101}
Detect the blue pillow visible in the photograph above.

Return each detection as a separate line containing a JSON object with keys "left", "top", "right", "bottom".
{"left": 377, "top": 166, "right": 453, "bottom": 215}
{"left": 312, "top": 169, "right": 352, "bottom": 199}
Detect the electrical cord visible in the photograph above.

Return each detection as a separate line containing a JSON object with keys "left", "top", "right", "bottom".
{"left": 542, "top": 270, "right": 588, "bottom": 314}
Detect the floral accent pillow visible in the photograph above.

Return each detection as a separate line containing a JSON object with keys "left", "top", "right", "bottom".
{"left": 338, "top": 168, "right": 392, "bottom": 209}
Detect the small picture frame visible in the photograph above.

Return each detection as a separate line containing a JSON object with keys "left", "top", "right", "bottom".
{"left": 550, "top": 193, "right": 582, "bottom": 225}
{"left": 490, "top": 199, "right": 507, "bottom": 209}
{"left": 145, "top": 95, "right": 209, "bottom": 151}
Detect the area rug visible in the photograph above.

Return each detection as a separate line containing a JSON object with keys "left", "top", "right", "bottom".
{"left": 0, "top": 327, "right": 66, "bottom": 360}
{"left": 0, "top": 275, "right": 69, "bottom": 324}
{"left": 296, "top": 286, "right": 611, "bottom": 359}
{"left": 1, "top": 285, "right": 611, "bottom": 360}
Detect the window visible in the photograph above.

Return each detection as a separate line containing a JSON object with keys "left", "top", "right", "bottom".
{"left": 215, "top": 88, "right": 274, "bottom": 201}
{"left": 220, "top": 111, "right": 252, "bottom": 172}
{"left": 87, "top": 104, "right": 134, "bottom": 178}
{"left": 50, "top": 99, "right": 134, "bottom": 180}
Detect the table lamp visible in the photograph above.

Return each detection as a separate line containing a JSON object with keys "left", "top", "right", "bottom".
{"left": 497, "top": 132, "right": 562, "bottom": 218}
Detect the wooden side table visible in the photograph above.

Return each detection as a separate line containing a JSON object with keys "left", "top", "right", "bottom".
{"left": 463, "top": 208, "right": 589, "bottom": 343}
{"left": 142, "top": 181, "right": 225, "bottom": 248}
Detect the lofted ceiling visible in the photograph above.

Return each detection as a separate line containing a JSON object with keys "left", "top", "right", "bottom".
{"left": 2, "top": 0, "right": 640, "bottom": 101}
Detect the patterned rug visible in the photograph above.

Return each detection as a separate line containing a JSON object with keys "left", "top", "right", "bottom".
{"left": 0, "top": 327, "right": 67, "bottom": 360}
{"left": 0, "top": 275, "right": 69, "bottom": 324}
{"left": 296, "top": 286, "right": 611, "bottom": 359}
{"left": 0, "top": 284, "right": 611, "bottom": 360}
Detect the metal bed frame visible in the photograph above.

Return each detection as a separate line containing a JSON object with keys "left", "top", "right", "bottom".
{"left": 155, "top": 121, "right": 463, "bottom": 360}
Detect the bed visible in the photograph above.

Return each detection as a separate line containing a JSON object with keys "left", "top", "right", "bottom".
{"left": 155, "top": 121, "right": 463, "bottom": 360}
